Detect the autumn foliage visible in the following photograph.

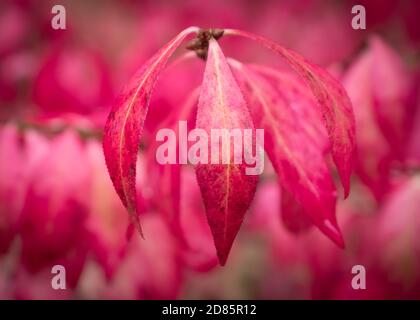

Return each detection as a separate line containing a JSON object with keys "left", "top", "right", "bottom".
{"left": 1, "top": 0, "right": 420, "bottom": 299}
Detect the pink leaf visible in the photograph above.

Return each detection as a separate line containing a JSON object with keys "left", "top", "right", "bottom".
{"left": 248, "top": 180, "right": 307, "bottom": 264}
{"left": 225, "top": 29, "right": 355, "bottom": 197}
{"left": 280, "top": 186, "right": 313, "bottom": 234}
{"left": 343, "top": 37, "right": 412, "bottom": 198}
{"left": 145, "top": 88, "right": 199, "bottom": 243}
{"left": 195, "top": 39, "right": 259, "bottom": 265}
{"left": 85, "top": 141, "right": 128, "bottom": 278}
{"left": 230, "top": 61, "right": 343, "bottom": 247}
{"left": 180, "top": 167, "right": 218, "bottom": 272}
{"left": 343, "top": 47, "right": 392, "bottom": 199}
{"left": 18, "top": 131, "right": 90, "bottom": 287}
{"left": 103, "top": 27, "right": 197, "bottom": 236}
{"left": 370, "top": 37, "right": 412, "bottom": 155}
{"left": 33, "top": 45, "right": 113, "bottom": 115}
{"left": 0, "top": 125, "right": 25, "bottom": 254}
{"left": 374, "top": 176, "right": 420, "bottom": 290}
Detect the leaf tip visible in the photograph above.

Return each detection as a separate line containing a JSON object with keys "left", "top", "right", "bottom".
{"left": 214, "top": 235, "right": 237, "bottom": 266}
{"left": 340, "top": 161, "right": 352, "bottom": 199}
{"left": 343, "top": 184, "right": 350, "bottom": 199}
{"left": 217, "top": 251, "right": 229, "bottom": 266}
{"left": 130, "top": 211, "right": 144, "bottom": 239}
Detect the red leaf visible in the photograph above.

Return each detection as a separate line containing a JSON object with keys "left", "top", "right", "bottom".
{"left": 225, "top": 29, "right": 355, "bottom": 197}
{"left": 103, "top": 27, "right": 197, "bottom": 236}
{"left": 195, "top": 39, "right": 259, "bottom": 265}
{"left": 230, "top": 61, "right": 343, "bottom": 247}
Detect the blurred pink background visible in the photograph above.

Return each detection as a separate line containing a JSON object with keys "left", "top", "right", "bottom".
{"left": 0, "top": 0, "right": 420, "bottom": 299}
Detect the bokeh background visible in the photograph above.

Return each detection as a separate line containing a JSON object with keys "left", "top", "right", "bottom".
{"left": 1, "top": 0, "right": 420, "bottom": 299}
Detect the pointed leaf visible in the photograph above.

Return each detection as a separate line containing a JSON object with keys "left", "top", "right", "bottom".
{"left": 103, "top": 27, "right": 197, "bottom": 235}
{"left": 226, "top": 29, "right": 355, "bottom": 197}
{"left": 248, "top": 66, "right": 334, "bottom": 236}
{"left": 195, "top": 39, "right": 259, "bottom": 265}
{"left": 230, "top": 61, "right": 343, "bottom": 247}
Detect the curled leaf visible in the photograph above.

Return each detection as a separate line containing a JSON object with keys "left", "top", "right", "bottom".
{"left": 103, "top": 27, "right": 197, "bottom": 236}
{"left": 225, "top": 29, "right": 355, "bottom": 197}
{"left": 230, "top": 60, "right": 343, "bottom": 247}
{"left": 195, "top": 39, "right": 259, "bottom": 265}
